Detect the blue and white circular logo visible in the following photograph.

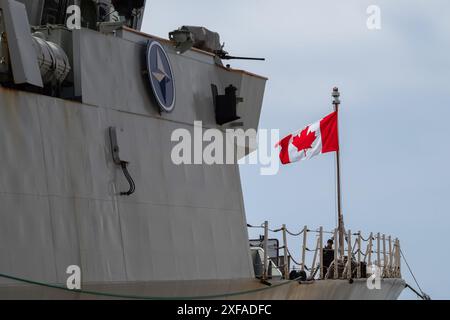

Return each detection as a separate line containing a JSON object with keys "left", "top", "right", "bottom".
{"left": 146, "top": 40, "right": 176, "bottom": 113}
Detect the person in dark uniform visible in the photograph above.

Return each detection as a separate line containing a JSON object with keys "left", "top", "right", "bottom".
{"left": 322, "top": 239, "right": 335, "bottom": 276}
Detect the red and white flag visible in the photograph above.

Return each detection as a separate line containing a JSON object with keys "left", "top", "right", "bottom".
{"left": 276, "top": 111, "right": 339, "bottom": 164}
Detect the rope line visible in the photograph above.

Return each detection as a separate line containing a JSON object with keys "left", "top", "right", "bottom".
{"left": 353, "top": 249, "right": 366, "bottom": 257}
{"left": 404, "top": 283, "right": 430, "bottom": 300}
{"left": 285, "top": 228, "right": 305, "bottom": 236}
{"left": 358, "top": 234, "right": 372, "bottom": 242}
{"left": 248, "top": 222, "right": 375, "bottom": 242}
{"left": 399, "top": 248, "right": 428, "bottom": 299}
{"left": 0, "top": 272, "right": 301, "bottom": 300}
{"left": 286, "top": 248, "right": 302, "bottom": 266}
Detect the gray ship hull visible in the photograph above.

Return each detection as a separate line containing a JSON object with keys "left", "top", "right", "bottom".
{"left": 0, "top": 278, "right": 405, "bottom": 300}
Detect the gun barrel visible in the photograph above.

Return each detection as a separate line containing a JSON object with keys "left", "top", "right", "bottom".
{"left": 222, "top": 55, "right": 265, "bottom": 61}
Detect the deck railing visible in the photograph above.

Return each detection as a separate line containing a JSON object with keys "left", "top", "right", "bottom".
{"left": 248, "top": 221, "right": 402, "bottom": 281}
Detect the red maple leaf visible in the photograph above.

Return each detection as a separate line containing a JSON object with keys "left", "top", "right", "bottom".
{"left": 292, "top": 126, "right": 316, "bottom": 155}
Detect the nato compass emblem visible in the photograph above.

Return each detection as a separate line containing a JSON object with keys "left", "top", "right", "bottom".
{"left": 146, "top": 40, "right": 176, "bottom": 112}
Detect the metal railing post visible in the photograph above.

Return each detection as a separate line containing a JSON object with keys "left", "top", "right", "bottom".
{"left": 357, "top": 231, "right": 361, "bottom": 278}
{"left": 282, "top": 224, "right": 289, "bottom": 279}
{"left": 263, "top": 221, "right": 268, "bottom": 280}
{"left": 388, "top": 235, "right": 393, "bottom": 278}
{"left": 301, "top": 226, "right": 307, "bottom": 272}
{"left": 397, "top": 239, "right": 402, "bottom": 278}
{"left": 309, "top": 238, "right": 320, "bottom": 279}
{"left": 347, "top": 229, "right": 352, "bottom": 279}
{"left": 392, "top": 238, "right": 398, "bottom": 277}
{"left": 382, "top": 234, "right": 387, "bottom": 278}
{"left": 334, "top": 228, "right": 338, "bottom": 279}
{"left": 377, "top": 232, "right": 381, "bottom": 269}
{"left": 319, "top": 227, "right": 324, "bottom": 279}
{"left": 396, "top": 238, "right": 400, "bottom": 277}
{"left": 367, "top": 232, "right": 373, "bottom": 266}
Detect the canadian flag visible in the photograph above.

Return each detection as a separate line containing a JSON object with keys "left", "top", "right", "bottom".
{"left": 277, "top": 111, "right": 339, "bottom": 164}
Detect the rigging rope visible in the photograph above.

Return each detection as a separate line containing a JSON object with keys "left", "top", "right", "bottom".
{"left": 359, "top": 234, "right": 373, "bottom": 242}
{"left": 285, "top": 228, "right": 305, "bottom": 236}
{"left": 286, "top": 248, "right": 303, "bottom": 267}
{"left": 353, "top": 249, "right": 366, "bottom": 257}
{"left": 399, "top": 248, "right": 430, "bottom": 300}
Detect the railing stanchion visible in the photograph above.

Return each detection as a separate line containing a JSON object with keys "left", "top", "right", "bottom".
{"left": 282, "top": 224, "right": 289, "bottom": 279}
{"left": 377, "top": 232, "right": 381, "bottom": 270}
{"left": 367, "top": 232, "right": 373, "bottom": 266}
{"left": 382, "top": 234, "right": 387, "bottom": 278}
{"left": 388, "top": 235, "right": 393, "bottom": 278}
{"left": 396, "top": 238, "right": 400, "bottom": 277}
{"left": 263, "top": 221, "right": 268, "bottom": 281}
{"left": 334, "top": 228, "right": 338, "bottom": 279}
{"left": 397, "top": 239, "right": 402, "bottom": 278}
{"left": 301, "top": 226, "right": 307, "bottom": 272}
{"left": 392, "top": 238, "right": 398, "bottom": 277}
{"left": 347, "top": 229, "right": 352, "bottom": 279}
{"left": 357, "top": 231, "right": 361, "bottom": 278}
{"left": 309, "top": 238, "right": 319, "bottom": 279}
{"left": 319, "top": 227, "right": 324, "bottom": 280}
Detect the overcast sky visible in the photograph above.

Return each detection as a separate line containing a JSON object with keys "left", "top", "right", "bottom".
{"left": 143, "top": 0, "right": 450, "bottom": 299}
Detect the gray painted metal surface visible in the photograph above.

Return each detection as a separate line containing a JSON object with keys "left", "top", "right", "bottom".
{"left": 0, "top": 28, "right": 267, "bottom": 289}
{"left": 0, "top": 0, "right": 42, "bottom": 87}
{"left": 16, "top": 0, "right": 44, "bottom": 26}
{"left": 0, "top": 87, "right": 254, "bottom": 284}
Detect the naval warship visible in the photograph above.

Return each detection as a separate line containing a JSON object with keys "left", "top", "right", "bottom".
{"left": 0, "top": 0, "right": 406, "bottom": 299}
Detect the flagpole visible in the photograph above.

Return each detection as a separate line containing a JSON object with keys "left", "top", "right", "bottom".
{"left": 332, "top": 87, "right": 345, "bottom": 258}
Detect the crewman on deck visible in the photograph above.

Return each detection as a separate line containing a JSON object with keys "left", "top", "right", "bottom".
{"left": 323, "top": 239, "right": 335, "bottom": 276}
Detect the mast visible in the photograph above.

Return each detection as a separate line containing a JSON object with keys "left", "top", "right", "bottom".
{"left": 332, "top": 87, "right": 345, "bottom": 257}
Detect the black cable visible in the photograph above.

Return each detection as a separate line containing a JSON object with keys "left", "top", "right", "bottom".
{"left": 285, "top": 228, "right": 305, "bottom": 236}
{"left": 405, "top": 283, "right": 431, "bottom": 300}
{"left": 120, "top": 161, "right": 135, "bottom": 196}
{"left": 400, "top": 248, "right": 429, "bottom": 299}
